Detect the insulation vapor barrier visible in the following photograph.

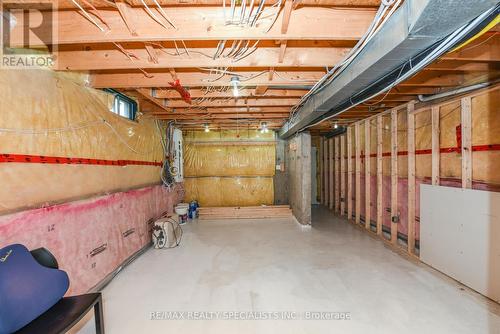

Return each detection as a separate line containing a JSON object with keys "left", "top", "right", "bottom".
{"left": 0, "top": 70, "right": 164, "bottom": 213}
{"left": 183, "top": 130, "right": 276, "bottom": 206}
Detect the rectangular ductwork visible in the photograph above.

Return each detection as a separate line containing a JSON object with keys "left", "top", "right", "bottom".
{"left": 279, "top": 0, "right": 498, "bottom": 138}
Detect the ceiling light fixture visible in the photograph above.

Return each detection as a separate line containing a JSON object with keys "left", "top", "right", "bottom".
{"left": 231, "top": 76, "right": 240, "bottom": 98}
{"left": 260, "top": 122, "right": 269, "bottom": 134}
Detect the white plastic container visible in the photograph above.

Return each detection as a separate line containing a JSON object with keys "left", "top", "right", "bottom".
{"left": 174, "top": 203, "right": 189, "bottom": 216}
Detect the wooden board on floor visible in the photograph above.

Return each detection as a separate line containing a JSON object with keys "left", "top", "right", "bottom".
{"left": 198, "top": 205, "right": 293, "bottom": 220}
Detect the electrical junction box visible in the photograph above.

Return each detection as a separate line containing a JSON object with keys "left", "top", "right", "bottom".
{"left": 173, "top": 128, "right": 183, "bottom": 182}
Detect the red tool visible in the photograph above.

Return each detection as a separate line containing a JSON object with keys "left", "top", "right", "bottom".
{"left": 168, "top": 79, "right": 191, "bottom": 104}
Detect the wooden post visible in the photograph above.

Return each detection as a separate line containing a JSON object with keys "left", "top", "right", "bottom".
{"left": 461, "top": 97, "right": 472, "bottom": 189}
{"left": 324, "top": 138, "right": 329, "bottom": 206}
{"left": 355, "top": 122, "right": 361, "bottom": 225}
{"left": 365, "top": 120, "right": 371, "bottom": 230}
{"left": 407, "top": 103, "right": 416, "bottom": 255}
{"left": 431, "top": 106, "right": 440, "bottom": 186}
{"left": 319, "top": 137, "right": 324, "bottom": 204}
{"left": 376, "top": 116, "right": 383, "bottom": 236}
{"left": 347, "top": 128, "right": 353, "bottom": 221}
{"left": 329, "top": 138, "right": 334, "bottom": 209}
{"left": 340, "top": 135, "right": 346, "bottom": 216}
{"left": 391, "top": 109, "right": 398, "bottom": 245}
{"left": 335, "top": 136, "right": 340, "bottom": 213}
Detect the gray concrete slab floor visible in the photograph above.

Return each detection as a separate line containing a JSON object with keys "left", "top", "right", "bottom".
{"left": 75, "top": 205, "right": 500, "bottom": 334}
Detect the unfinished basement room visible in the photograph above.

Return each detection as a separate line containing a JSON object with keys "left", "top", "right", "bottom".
{"left": 1, "top": 0, "right": 499, "bottom": 333}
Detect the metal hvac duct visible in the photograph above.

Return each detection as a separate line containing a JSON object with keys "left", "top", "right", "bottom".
{"left": 279, "top": 0, "right": 498, "bottom": 139}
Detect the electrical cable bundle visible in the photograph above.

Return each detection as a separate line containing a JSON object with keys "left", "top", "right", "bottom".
{"left": 156, "top": 120, "right": 177, "bottom": 189}
{"left": 300, "top": 3, "right": 500, "bottom": 132}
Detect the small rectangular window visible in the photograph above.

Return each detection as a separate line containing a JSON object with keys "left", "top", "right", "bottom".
{"left": 104, "top": 89, "right": 137, "bottom": 121}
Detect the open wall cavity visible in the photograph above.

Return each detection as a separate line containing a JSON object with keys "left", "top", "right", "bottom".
{"left": 317, "top": 85, "right": 500, "bottom": 254}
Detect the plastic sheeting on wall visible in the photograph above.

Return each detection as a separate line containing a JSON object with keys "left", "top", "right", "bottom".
{"left": 184, "top": 177, "right": 274, "bottom": 207}
{"left": 184, "top": 144, "right": 275, "bottom": 177}
{"left": 0, "top": 184, "right": 182, "bottom": 295}
{"left": 0, "top": 70, "right": 164, "bottom": 213}
{"left": 183, "top": 130, "right": 276, "bottom": 206}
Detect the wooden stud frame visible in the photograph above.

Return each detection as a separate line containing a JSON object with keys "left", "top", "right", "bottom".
{"left": 431, "top": 106, "right": 440, "bottom": 186}
{"left": 390, "top": 109, "right": 398, "bottom": 245}
{"left": 319, "top": 137, "right": 324, "bottom": 203}
{"left": 461, "top": 97, "right": 472, "bottom": 189}
{"left": 335, "top": 136, "right": 341, "bottom": 213}
{"left": 364, "top": 120, "right": 371, "bottom": 230}
{"left": 324, "top": 137, "right": 329, "bottom": 207}
{"left": 376, "top": 115, "right": 383, "bottom": 236}
{"left": 340, "top": 135, "right": 346, "bottom": 216}
{"left": 347, "top": 128, "right": 353, "bottom": 221}
{"left": 355, "top": 122, "right": 361, "bottom": 225}
{"left": 329, "top": 138, "right": 334, "bottom": 210}
{"left": 407, "top": 102, "right": 416, "bottom": 254}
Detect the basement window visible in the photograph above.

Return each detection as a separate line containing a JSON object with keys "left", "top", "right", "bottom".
{"left": 104, "top": 89, "right": 137, "bottom": 121}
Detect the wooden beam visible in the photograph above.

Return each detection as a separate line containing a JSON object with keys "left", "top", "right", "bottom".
{"left": 431, "top": 106, "right": 440, "bottom": 186}
{"left": 390, "top": 109, "right": 398, "bottom": 245}
{"left": 355, "top": 122, "right": 361, "bottom": 225}
{"left": 320, "top": 137, "right": 324, "bottom": 204}
{"left": 55, "top": 47, "right": 349, "bottom": 70}
{"left": 364, "top": 120, "right": 370, "bottom": 230}
{"left": 151, "top": 88, "right": 308, "bottom": 99}
{"left": 10, "top": 7, "right": 376, "bottom": 46}
{"left": 443, "top": 37, "right": 500, "bottom": 62}
{"left": 335, "top": 136, "right": 340, "bottom": 213}
{"left": 347, "top": 128, "right": 353, "bottom": 221}
{"left": 324, "top": 137, "right": 329, "bottom": 207}
{"left": 340, "top": 134, "right": 346, "bottom": 215}
{"left": 162, "top": 98, "right": 301, "bottom": 108}
{"left": 281, "top": 0, "right": 294, "bottom": 34}
{"left": 461, "top": 96, "right": 472, "bottom": 189}
{"left": 90, "top": 71, "right": 323, "bottom": 88}
{"left": 278, "top": 41, "right": 288, "bottom": 64}
{"left": 44, "top": 0, "right": 383, "bottom": 9}
{"left": 407, "top": 103, "right": 415, "bottom": 255}
{"left": 376, "top": 115, "right": 383, "bottom": 236}
{"left": 329, "top": 138, "right": 334, "bottom": 210}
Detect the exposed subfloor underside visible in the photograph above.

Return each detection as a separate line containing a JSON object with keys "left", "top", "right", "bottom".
{"left": 76, "top": 206, "right": 500, "bottom": 333}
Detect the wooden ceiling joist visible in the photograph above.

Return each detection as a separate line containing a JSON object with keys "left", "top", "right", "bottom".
{"left": 9, "top": 7, "right": 376, "bottom": 47}
{"left": 147, "top": 88, "right": 308, "bottom": 99}
{"left": 50, "top": 0, "right": 381, "bottom": 9}
{"left": 54, "top": 47, "right": 350, "bottom": 70}
{"left": 90, "top": 71, "right": 323, "bottom": 88}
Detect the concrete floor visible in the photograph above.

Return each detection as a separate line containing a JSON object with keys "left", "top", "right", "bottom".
{"left": 76, "top": 205, "right": 500, "bottom": 334}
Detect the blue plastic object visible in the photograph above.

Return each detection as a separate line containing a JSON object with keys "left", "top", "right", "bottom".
{"left": 0, "top": 244, "right": 69, "bottom": 334}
